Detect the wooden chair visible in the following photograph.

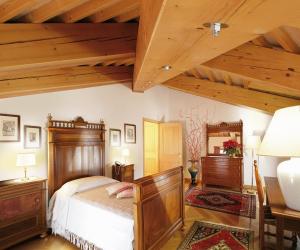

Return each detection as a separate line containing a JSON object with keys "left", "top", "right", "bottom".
{"left": 254, "top": 160, "right": 298, "bottom": 250}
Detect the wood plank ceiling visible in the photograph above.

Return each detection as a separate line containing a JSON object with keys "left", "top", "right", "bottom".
{"left": 0, "top": 0, "right": 300, "bottom": 114}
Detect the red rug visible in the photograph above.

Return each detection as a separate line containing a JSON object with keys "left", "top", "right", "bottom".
{"left": 178, "top": 221, "right": 254, "bottom": 250}
{"left": 185, "top": 187, "right": 256, "bottom": 218}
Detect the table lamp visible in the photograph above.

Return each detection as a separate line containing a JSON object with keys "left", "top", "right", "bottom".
{"left": 122, "top": 148, "right": 130, "bottom": 164}
{"left": 16, "top": 153, "right": 36, "bottom": 180}
{"left": 246, "top": 135, "right": 261, "bottom": 194}
{"left": 259, "top": 105, "right": 300, "bottom": 211}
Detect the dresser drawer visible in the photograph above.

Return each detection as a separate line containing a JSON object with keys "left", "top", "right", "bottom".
{"left": 0, "top": 192, "right": 42, "bottom": 221}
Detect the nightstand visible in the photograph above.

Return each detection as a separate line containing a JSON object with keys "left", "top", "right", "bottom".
{"left": 0, "top": 178, "right": 47, "bottom": 249}
{"left": 112, "top": 164, "right": 134, "bottom": 182}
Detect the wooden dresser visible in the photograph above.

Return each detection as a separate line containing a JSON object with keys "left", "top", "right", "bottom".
{"left": 201, "top": 156, "right": 243, "bottom": 192}
{"left": 112, "top": 164, "right": 134, "bottom": 182}
{"left": 0, "top": 178, "right": 47, "bottom": 249}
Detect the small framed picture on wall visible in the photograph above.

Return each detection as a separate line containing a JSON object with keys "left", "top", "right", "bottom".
{"left": 24, "top": 125, "right": 41, "bottom": 148}
{"left": 110, "top": 129, "right": 121, "bottom": 147}
{"left": 124, "top": 123, "right": 136, "bottom": 144}
{"left": 0, "top": 113, "right": 20, "bottom": 142}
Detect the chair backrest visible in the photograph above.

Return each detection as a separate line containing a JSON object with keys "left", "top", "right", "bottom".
{"left": 254, "top": 160, "right": 264, "bottom": 205}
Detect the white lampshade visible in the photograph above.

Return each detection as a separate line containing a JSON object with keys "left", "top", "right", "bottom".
{"left": 16, "top": 153, "right": 36, "bottom": 167}
{"left": 259, "top": 106, "right": 300, "bottom": 157}
{"left": 246, "top": 135, "right": 261, "bottom": 150}
{"left": 122, "top": 148, "right": 130, "bottom": 157}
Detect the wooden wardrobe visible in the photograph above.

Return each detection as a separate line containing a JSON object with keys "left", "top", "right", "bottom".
{"left": 201, "top": 121, "right": 243, "bottom": 192}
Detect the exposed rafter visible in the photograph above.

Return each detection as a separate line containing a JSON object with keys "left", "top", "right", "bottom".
{"left": 20, "top": 0, "right": 89, "bottom": 23}
{"left": 0, "top": 23, "right": 137, "bottom": 74}
{"left": 133, "top": 0, "right": 300, "bottom": 92}
{"left": 203, "top": 42, "right": 300, "bottom": 94}
{"left": 0, "top": 66, "right": 132, "bottom": 99}
{"left": 163, "top": 75, "right": 300, "bottom": 114}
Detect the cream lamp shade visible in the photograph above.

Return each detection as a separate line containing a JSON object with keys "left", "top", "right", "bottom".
{"left": 16, "top": 153, "right": 36, "bottom": 180}
{"left": 259, "top": 105, "right": 300, "bottom": 157}
{"left": 258, "top": 105, "right": 300, "bottom": 211}
{"left": 16, "top": 153, "right": 36, "bottom": 167}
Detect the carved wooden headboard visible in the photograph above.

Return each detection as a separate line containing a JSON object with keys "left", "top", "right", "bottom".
{"left": 47, "top": 115, "right": 105, "bottom": 198}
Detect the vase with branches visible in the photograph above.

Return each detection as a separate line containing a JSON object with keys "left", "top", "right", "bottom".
{"left": 179, "top": 106, "right": 210, "bottom": 184}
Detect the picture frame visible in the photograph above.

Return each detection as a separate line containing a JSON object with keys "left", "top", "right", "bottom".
{"left": 0, "top": 113, "right": 20, "bottom": 142}
{"left": 110, "top": 129, "right": 121, "bottom": 147}
{"left": 24, "top": 125, "right": 41, "bottom": 149}
{"left": 124, "top": 123, "right": 136, "bottom": 144}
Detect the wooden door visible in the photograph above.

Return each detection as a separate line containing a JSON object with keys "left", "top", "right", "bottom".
{"left": 159, "top": 123, "right": 183, "bottom": 171}
{"left": 144, "top": 120, "right": 159, "bottom": 176}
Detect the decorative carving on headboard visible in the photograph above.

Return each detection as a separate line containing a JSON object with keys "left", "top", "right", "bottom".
{"left": 47, "top": 113, "right": 104, "bottom": 130}
{"left": 47, "top": 115, "right": 106, "bottom": 198}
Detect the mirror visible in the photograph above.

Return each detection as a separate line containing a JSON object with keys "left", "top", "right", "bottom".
{"left": 206, "top": 121, "right": 243, "bottom": 156}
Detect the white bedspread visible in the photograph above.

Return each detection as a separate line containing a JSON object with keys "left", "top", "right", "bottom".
{"left": 48, "top": 178, "right": 134, "bottom": 250}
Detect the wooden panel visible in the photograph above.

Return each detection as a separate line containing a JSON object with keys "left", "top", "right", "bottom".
{"left": 164, "top": 75, "right": 300, "bottom": 114}
{"left": 48, "top": 116, "right": 105, "bottom": 197}
{"left": 20, "top": 0, "right": 90, "bottom": 23}
{"left": 204, "top": 42, "right": 300, "bottom": 94}
{"left": 202, "top": 156, "right": 243, "bottom": 192}
{"left": 88, "top": 0, "right": 138, "bottom": 23}
{"left": 144, "top": 120, "right": 159, "bottom": 176}
{"left": 115, "top": 7, "right": 139, "bottom": 23}
{"left": 0, "top": 66, "right": 133, "bottom": 99}
{"left": 133, "top": 0, "right": 300, "bottom": 91}
{"left": 60, "top": 0, "right": 120, "bottom": 23}
{"left": 0, "top": 23, "right": 137, "bottom": 74}
{"left": 134, "top": 166, "right": 184, "bottom": 250}
{"left": 159, "top": 123, "right": 183, "bottom": 172}
{"left": 0, "top": 0, "right": 39, "bottom": 22}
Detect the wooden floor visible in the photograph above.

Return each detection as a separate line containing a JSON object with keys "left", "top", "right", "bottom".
{"left": 8, "top": 184, "right": 299, "bottom": 250}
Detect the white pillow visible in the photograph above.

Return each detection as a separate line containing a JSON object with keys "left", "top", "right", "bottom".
{"left": 59, "top": 176, "right": 118, "bottom": 196}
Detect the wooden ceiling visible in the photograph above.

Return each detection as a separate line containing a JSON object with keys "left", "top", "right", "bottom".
{"left": 1, "top": 0, "right": 300, "bottom": 114}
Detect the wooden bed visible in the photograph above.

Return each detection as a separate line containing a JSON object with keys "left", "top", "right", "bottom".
{"left": 47, "top": 115, "right": 184, "bottom": 250}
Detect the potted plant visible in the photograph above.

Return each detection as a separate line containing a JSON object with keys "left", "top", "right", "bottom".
{"left": 223, "top": 139, "right": 240, "bottom": 157}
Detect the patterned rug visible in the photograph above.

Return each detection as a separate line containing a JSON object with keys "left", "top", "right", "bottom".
{"left": 177, "top": 221, "right": 254, "bottom": 250}
{"left": 185, "top": 187, "right": 256, "bottom": 218}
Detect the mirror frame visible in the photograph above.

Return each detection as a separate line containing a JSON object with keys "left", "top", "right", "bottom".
{"left": 206, "top": 120, "right": 243, "bottom": 156}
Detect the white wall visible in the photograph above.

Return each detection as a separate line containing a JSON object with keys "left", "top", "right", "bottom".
{"left": 0, "top": 84, "right": 280, "bottom": 185}
{"left": 166, "top": 88, "right": 280, "bottom": 185}
{"left": 0, "top": 84, "right": 168, "bottom": 181}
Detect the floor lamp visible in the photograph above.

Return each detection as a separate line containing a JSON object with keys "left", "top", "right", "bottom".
{"left": 246, "top": 135, "right": 261, "bottom": 194}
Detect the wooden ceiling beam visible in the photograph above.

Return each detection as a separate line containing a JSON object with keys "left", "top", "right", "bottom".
{"left": 60, "top": 0, "right": 119, "bottom": 23}
{"left": 0, "top": 0, "right": 38, "bottom": 22}
{"left": 163, "top": 75, "right": 300, "bottom": 114}
{"left": 133, "top": 0, "right": 300, "bottom": 92}
{"left": 88, "top": 0, "right": 138, "bottom": 23}
{"left": 204, "top": 42, "right": 300, "bottom": 94}
{"left": 20, "top": 0, "right": 89, "bottom": 23}
{"left": 270, "top": 28, "right": 300, "bottom": 53}
{"left": 114, "top": 7, "right": 139, "bottom": 23}
{"left": 0, "top": 66, "right": 133, "bottom": 99}
{"left": 0, "top": 23, "right": 137, "bottom": 74}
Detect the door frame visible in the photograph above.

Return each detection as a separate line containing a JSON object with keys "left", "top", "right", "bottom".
{"left": 143, "top": 118, "right": 160, "bottom": 176}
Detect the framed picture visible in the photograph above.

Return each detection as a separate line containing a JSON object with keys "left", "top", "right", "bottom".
{"left": 124, "top": 123, "right": 136, "bottom": 144}
{"left": 110, "top": 129, "right": 121, "bottom": 147}
{"left": 0, "top": 113, "right": 20, "bottom": 142}
{"left": 24, "top": 125, "right": 41, "bottom": 148}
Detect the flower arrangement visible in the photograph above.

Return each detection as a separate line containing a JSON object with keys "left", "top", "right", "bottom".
{"left": 223, "top": 139, "right": 240, "bottom": 156}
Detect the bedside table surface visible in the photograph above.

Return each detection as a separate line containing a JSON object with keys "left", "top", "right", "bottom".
{"left": 0, "top": 177, "right": 47, "bottom": 187}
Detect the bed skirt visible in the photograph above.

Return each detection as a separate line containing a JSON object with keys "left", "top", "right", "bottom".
{"left": 64, "top": 230, "right": 101, "bottom": 250}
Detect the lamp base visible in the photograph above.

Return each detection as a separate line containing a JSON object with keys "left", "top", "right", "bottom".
{"left": 277, "top": 158, "right": 300, "bottom": 211}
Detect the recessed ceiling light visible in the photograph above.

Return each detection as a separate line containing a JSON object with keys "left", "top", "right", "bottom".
{"left": 162, "top": 65, "right": 172, "bottom": 71}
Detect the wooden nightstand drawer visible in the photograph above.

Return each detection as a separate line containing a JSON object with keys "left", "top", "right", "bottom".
{"left": 0, "top": 178, "right": 47, "bottom": 249}
{"left": 0, "top": 192, "right": 42, "bottom": 221}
